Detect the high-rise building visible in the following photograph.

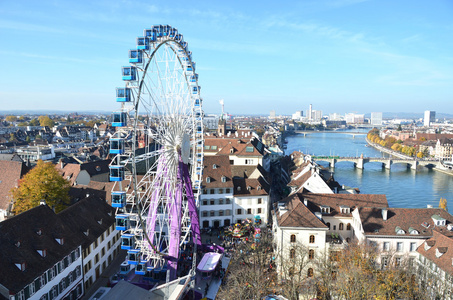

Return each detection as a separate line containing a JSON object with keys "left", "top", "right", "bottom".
{"left": 371, "top": 112, "right": 383, "bottom": 126}
{"left": 308, "top": 104, "right": 312, "bottom": 121}
{"left": 424, "top": 110, "right": 435, "bottom": 127}
{"left": 292, "top": 111, "right": 303, "bottom": 120}
{"left": 269, "top": 110, "right": 276, "bottom": 119}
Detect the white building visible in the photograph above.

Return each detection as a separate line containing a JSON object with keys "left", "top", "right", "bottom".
{"left": 345, "top": 113, "right": 365, "bottom": 124}
{"left": 203, "top": 114, "right": 219, "bottom": 131}
{"left": 291, "top": 111, "right": 303, "bottom": 121}
{"left": 371, "top": 112, "right": 383, "bottom": 126}
{"left": 424, "top": 110, "right": 436, "bottom": 127}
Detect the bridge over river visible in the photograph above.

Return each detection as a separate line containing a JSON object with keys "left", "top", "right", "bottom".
{"left": 312, "top": 155, "right": 442, "bottom": 171}
{"left": 294, "top": 130, "right": 367, "bottom": 138}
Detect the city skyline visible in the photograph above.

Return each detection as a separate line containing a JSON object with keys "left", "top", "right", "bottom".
{"left": 1, "top": 0, "right": 452, "bottom": 115}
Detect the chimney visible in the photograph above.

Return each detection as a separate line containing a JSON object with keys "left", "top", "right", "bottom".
{"left": 59, "top": 158, "right": 64, "bottom": 169}
{"left": 303, "top": 199, "right": 308, "bottom": 206}
{"left": 382, "top": 208, "right": 388, "bottom": 221}
{"left": 40, "top": 199, "right": 46, "bottom": 206}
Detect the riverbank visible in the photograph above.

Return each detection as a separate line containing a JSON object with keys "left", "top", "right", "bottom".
{"left": 365, "top": 138, "right": 453, "bottom": 176}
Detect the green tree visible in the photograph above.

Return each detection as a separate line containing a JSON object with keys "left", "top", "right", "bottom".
{"left": 29, "top": 118, "right": 40, "bottom": 126}
{"left": 38, "top": 115, "right": 55, "bottom": 127}
{"left": 9, "top": 133, "right": 15, "bottom": 142}
{"left": 416, "top": 151, "right": 425, "bottom": 158}
{"left": 10, "top": 160, "right": 71, "bottom": 215}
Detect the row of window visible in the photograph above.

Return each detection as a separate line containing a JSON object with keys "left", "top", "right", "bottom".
{"left": 202, "top": 198, "right": 232, "bottom": 206}
{"left": 83, "top": 226, "right": 118, "bottom": 258}
{"left": 203, "top": 188, "right": 231, "bottom": 195}
{"left": 14, "top": 265, "right": 82, "bottom": 300}
{"left": 288, "top": 267, "right": 314, "bottom": 278}
{"left": 383, "top": 241, "right": 417, "bottom": 252}
{"left": 201, "top": 198, "right": 264, "bottom": 206}
{"left": 290, "top": 234, "right": 316, "bottom": 244}
{"left": 289, "top": 248, "right": 315, "bottom": 260}
{"left": 326, "top": 222, "right": 351, "bottom": 231}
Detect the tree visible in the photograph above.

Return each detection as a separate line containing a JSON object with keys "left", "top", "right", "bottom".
{"left": 439, "top": 198, "right": 448, "bottom": 212}
{"left": 416, "top": 152, "right": 425, "bottom": 158}
{"left": 29, "top": 118, "right": 40, "bottom": 126}
{"left": 10, "top": 160, "right": 71, "bottom": 215}
{"left": 5, "top": 115, "right": 17, "bottom": 122}
{"left": 38, "top": 115, "right": 55, "bottom": 127}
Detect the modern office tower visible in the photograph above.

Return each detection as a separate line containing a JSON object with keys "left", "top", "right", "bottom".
{"left": 292, "top": 111, "right": 303, "bottom": 120}
{"left": 424, "top": 110, "right": 435, "bottom": 127}
{"left": 371, "top": 112, "right": 383, "bottom": 126}
{"left": 308, "top": 104, "right": 312, "bottom": 121}
{"left": 270, "top": 110, "right": 276, "bottom": 119}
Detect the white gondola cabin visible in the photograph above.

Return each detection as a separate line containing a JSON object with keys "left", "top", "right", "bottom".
{"left": 111, "top": 112, "right": 127, "bottom": 127}
{"left": 116, "top": 87, "right": 131, "bottom": 102}
{"left": 122, "top": 66, "right": 136, "bottom": 81}
{"left": 111, "top": 191, "right": 126, "bottom": 207}
{"left": 129, "top": 50, "right": 143, "bottom": 64}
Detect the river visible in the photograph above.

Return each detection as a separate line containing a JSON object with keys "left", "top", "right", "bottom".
{"left": 285, "top": 130, "right": 453, "bottom": 211}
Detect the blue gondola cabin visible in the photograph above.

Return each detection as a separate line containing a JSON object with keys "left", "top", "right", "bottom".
{"left": 115, "top": 214, "right": 129, "bottom": 231}
{"left": 135, "top": 261, "right": 147, "bottom": 275}
{"left": 127, "top": 249, "right": 140, "bottom": 265}
{"left": 129, "top": 50, "right": 143, "bottom": 64}
{"left": 121, "top": 234, "right": 135, "bottom": 250}
{"left": 190, "top": 74, "right": 198, "bottom": 83}
{"left": 111, "top": 112, "right": 127, "bottom": 127}
{"left": 136, "top": 37, "right": 149, "bottom": 50}
{"left": 111, "top": 191, "right": 126, "bottom": 207}
{"left": 194, "top": 98, "right": 201, "bottom": 107}
{"left": 192, "top": 86, "right": 200, "bottom": 95}
{"left": 109, "top": 165, "right": 124, "bottom": 181}
{"left": 186, "top": 63, "right": 195, "bottom": 72}
{"left": 116, "top": 88, "right": 131, "bottom": 102}
{"left": 144, "top": 28, "right": 157, "bottom": 41}
{"left": 122, "top": 66, "right": 136, "bottom": 81}
{"left": 110, "top": 138, "right": 125, "bottom": 155}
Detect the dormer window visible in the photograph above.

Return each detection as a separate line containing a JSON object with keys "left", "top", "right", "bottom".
{"left": 436, "top": 247, "right": 447, "bottom": 258}
{"left": 15, "top": 241, "right": 21, "bottom": 248}
{"left": 425, "top": 240, "right": 435, "bottom": 251}
{"left": 84, "top": 229, "right": 90, "bottom": 236}
{"left": 320, "top": 206, "right": 330, "bottom": 214}
{"left": 98, "top": 219, "right": 103, "bottom": 225}
{"left": 432, "top": 215, "right": 446, "bottom": 226}
{"left": 15, "top": 262, "right": 26, "bottom": 271}
{"left": 206, "top": 177, "right": 211, "bottom": 183}
{"left": 246, "top": 146, "right": 254, "bottom": 153}
{"left": 395, "top": 226, "right": 406, "bottom": 234}
{"left": 230, "top": 149, "right": 234, "bottom": 154}
{"left": 36, "top": 229, "right": 42, "bottom": 236}
{"left": 257, "top": 185, "right": 261, "bottom": 191}
{"left": 55, "top": 238, "right": 64, "bottom": 245}
{"left": 340, "top": 206, "right": 350, "bottom": 214}
{"left": 247, "top": 186, "right": 251, "bottom": 191}
{"left": 221, "top": 176, "right": 226, "bottom": 183}
{"left": 213, "top": 164, "right": 217, "bottom": 169}
{"left": 409, "top": 227, "right": 419, "bottom": 235}
{"left": 37, "top": 249, "right": 47, "bottom": 257}
{"left": 237, "top": 186, "right": 241, "bottom": 191}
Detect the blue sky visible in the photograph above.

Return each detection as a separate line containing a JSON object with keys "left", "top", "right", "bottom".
{"left": 1, "top": 0, "right": 452, "bottom": 116}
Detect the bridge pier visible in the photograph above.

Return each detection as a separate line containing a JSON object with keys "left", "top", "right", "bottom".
{"left": 356, "top": 158, "right": 364, "bottom": 169}
{"left": 384, "top": 160, "right": 392, "bottom": 170}
{"left": 410, "top": 161, "right": 418, "bottom": 170}
{"left": 330, "top": 159, "right": 336, "bottom": 169}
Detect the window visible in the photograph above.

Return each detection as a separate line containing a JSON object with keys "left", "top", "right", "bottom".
{"left": 210, "top": 211, "right": 215, "bottom": 217}
{"left": 258, "top": 198, "right": 262, "bottom": 204}
{"left": 211, "top": 145, "right": 217, "bottom": 150}
{"left": 383, "top": 242, "right": 390, "bottom": 251}
{"left": 333, "top": 225, "right": 336, "bottom": 231}
{"left": 309, "top": 235, "right": 315, "bottom": 243}
{"left": 204, "top": 145, "right": 210, "bottom": 150}
{"left": 226, "top": 198, "right": 231, "bottom": 204}
{"left": 245, "top": 159, "right": 253, "bottom": 165}
{"left": 210, "top": 189, "right": 215, "bottom": 194}
{"left": 202, "top": 200, "right": 208, "bottom": 206}
{"left": 347, "top": 223, "right": 351, "bottom": 230}
{"left": 95, "top": 254, "right": 99, "bottom": 264}
{"left": 225, "top": 210, "right": 231, "bottom": 216}
{"left": 219, "top": 210, "right": 224, "bottom": 216}
{"left": 237, "top": 209, "right": 242, "bottom": 215}
{"left": 206, "top": 177, "right": 211, "bottom": 183}
{"left": 202, "top": 211, "right": 208, "bottom": 217}
{"left": 218, "top": 189, "right": 223, "bottom": 194}
{"left": 326, "top": 222, "right": 331, "bottom": 230}
{"left": 219, "top": 199, "right": 224, "bottom": 205}
{"left": 257, "top": 208, "right": 262, "bottom": 214}
{"left": 226, "top": 188, "right": 231, "bottom": 193}
{"left": 221, "top": 176, "right": 226, "bottom": 183}
{"left": 395, "top": 257, "right": 401, "bottom": 267}
{"left": 309, "top": 249, "right": 314, "bottom": 259}
{"left": 94, "top": 240, "right": 98, "bottom": 249}
{"left": 397, "top": 242, "right": 403, "bottom": 252}
{"left": 290, "top": 249, "right": 295, "bottom": 259}
{"left": 307, "top": 268, "right": 314, "bottom": 277}
{"left": 247, "top": 208, "right": 252, "bottom": 214}
{"left": 290, "top": 234, "right": 296, "bottom": 243}
{"left": 410, "top": 242, "right": 417, "bottom": 252}
{"left": 339, "top": 223, "right": 344, "bottom": 230}
{"left": 382, "top": 256, "right": 389, "bottom": 268}
{"left": 101, "top": 247, "right": 105, "bottom": 257}
{"left": 246, "top": 146, "right": 254, "bottom": 152}
{"left": 212, "top": 164, "right": 217, "bottom": 169}
{"left": 210, "top": 199, "right": 215, "bottom": 205}
{"left": 203, "top": 189, "right": 207, "bottom": 194}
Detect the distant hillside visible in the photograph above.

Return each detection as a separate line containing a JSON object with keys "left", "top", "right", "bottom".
{"left": 0, "top": 110, "right": 111, "bottom": 116}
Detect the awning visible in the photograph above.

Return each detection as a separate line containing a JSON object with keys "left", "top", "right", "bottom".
{"left": 197, "top": 252, "right": 222, "bottom": 273}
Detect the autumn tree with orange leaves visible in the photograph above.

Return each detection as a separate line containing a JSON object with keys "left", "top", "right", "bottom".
{"left": 11, "top": 160, "right": 71, "bottom": 215}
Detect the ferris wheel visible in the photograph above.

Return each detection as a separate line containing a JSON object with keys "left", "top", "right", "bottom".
{"left": 109, "top": 25, "right": 204, "bottom": 282}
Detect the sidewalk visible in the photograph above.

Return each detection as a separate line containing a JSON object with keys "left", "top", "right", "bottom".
{"left": 81, "top": 250, "right": 127, "bottom": 300}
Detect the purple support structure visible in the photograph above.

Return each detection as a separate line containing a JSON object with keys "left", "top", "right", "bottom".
{"left": 181, "top": 160, "right": 202, "bottom": 248}
{"left": 167, "top": 159, "right": 183, "bottom": 280}
{"left": 146, "top": 154, "right": 166, "bottom": 247}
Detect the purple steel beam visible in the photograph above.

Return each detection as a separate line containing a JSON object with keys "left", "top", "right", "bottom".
{"left": 147, "top": 153, "right": 166, "bottom": 248}
{"left": 181, "top": 159, "right": 202, "bottom": 247}
{"left": 167, "top": 158, "right": 183, "bottom": 280}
